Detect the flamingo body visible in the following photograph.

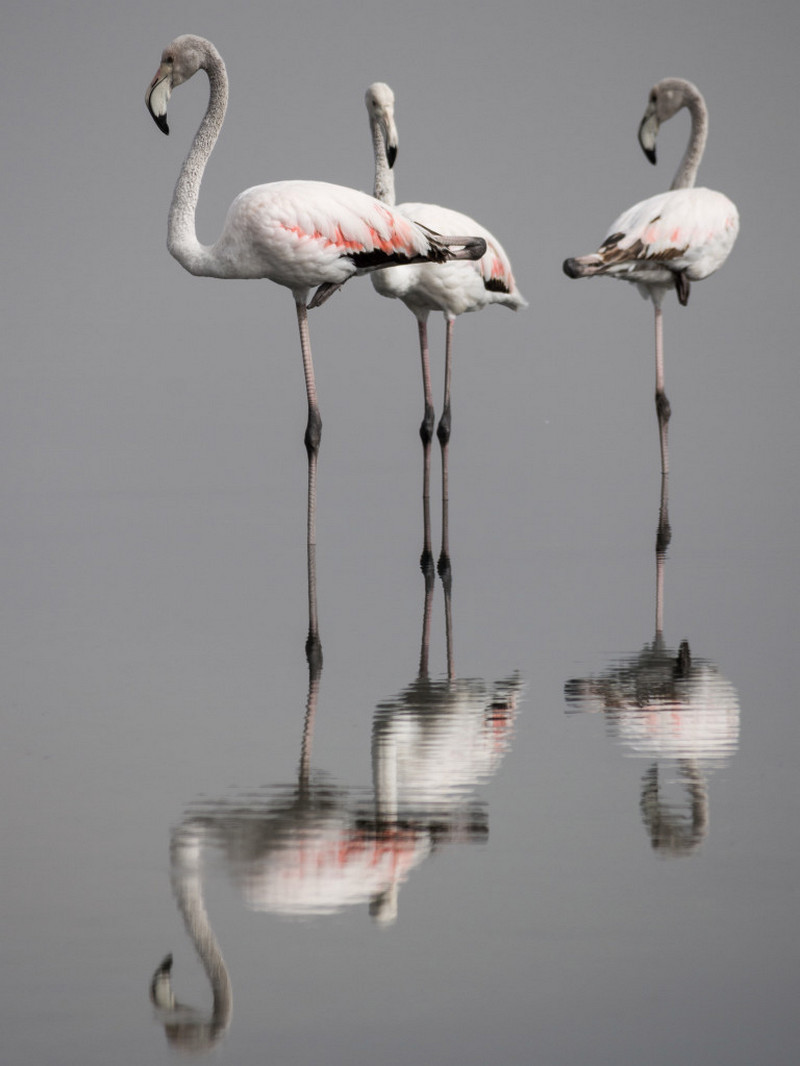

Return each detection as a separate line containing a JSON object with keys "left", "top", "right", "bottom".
{"left": 372, "top": 201, "right": 527, "bottom": 318}
{"left": 202, "top": 179, "right": 447, "bottom": 291}
{"left": 564, "top": 186, "right": 739, "bottom": 300}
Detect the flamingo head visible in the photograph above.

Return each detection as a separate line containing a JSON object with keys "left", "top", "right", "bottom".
{"left": 146, "top": 35, "right": 215, "bottom": 135}
{"left": 365, "top": 82, "right": 398, "bottom": 168}
{"left": 638, "top": 77, "right": 702, "bottom": 166}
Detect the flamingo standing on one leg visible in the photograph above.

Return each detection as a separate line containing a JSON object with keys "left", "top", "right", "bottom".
{"left": 563, "top": 78, "right": 739, "bottom": 475}
{"left": 365, "top": 82, "right": 527, "bottom": 573}
{"left": 145, "top": 37, "right": 486, "bottom": 652}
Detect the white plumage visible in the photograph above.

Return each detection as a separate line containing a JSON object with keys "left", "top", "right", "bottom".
{"left": 581, "top": 186, "right": 738, "bottom": 297}
{"left": 370, "top": 201, "right": 527, "bottom": 318}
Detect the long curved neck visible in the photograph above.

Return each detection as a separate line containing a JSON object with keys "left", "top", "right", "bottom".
{"left": 168, "top": 829, "right": 233, "bottom": 1045}
{"left": 371, "top": 119, "right": 395, "bottom": 206}
{"left": 168, "top": 48, "right": 228, "bottom": 274}
{"left": 671, "top": 85, "right": 708, "bottom": 190}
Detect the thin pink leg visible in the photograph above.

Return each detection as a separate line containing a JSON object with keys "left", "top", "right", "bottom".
{"left": 417, "top": 317, "right": 435, "bottom": 573}
{"left": 654, "top": 302, "right": 670, "bottom": 475}
{"left": 437, "top": 317, "right": 454, "bottom": 578}
{"left": 296, "top": 300, "right": 322, "bottom": 658}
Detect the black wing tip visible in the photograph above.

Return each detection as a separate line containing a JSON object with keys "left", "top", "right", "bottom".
{"left": 308, "top": 280, "right": 345, "bottom": 309}
{"left": 484, "top": 277, "right": 512, "bottom": 295}
{"left": 675, "top": 271, "right": 690, "bottom": 306}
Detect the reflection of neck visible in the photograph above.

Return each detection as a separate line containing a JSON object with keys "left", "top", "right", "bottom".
{"left": 153, "top": 829, "right": 232, "bottom": 1051}
{"left": 640, "top": 761, "right": 708, "bottom": 856}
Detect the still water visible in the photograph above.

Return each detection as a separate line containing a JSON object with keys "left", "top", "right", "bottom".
{"left": 2, "top": 316, "right": 797, "bottom": 1065}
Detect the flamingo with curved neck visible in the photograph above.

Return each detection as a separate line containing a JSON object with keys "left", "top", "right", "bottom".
{"left": 563, "top": 78, "right": 739, "bottom": 475}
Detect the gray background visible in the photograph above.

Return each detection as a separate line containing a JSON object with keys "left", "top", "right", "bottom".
{"left": 1, "top": 1, "right": 798, "bottom": 1063}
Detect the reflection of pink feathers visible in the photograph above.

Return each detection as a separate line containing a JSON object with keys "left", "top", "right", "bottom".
{"left": 235, "top": 818, "right": 431, "bottom": 918}
{"left": 373, "top": 676, "right": 522, "bottom": 810}
{"left": 567, "top": 658, "right": 740, "bottom": 765}
{"left": 611, "top": 664, "right": 740, "bottom": 763}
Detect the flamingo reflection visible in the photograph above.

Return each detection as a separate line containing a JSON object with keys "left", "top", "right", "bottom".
{"left": 149, "top": 829, "right": 232, "bottom": 1052}
{"left": 565, "top": 476, "right": 739, "bottom": 856}
{"left": 151, "top": 515, "right": 521, "bottom": 1047}
{"left": 372, "top": 560, "right": 522, "bottom": 922}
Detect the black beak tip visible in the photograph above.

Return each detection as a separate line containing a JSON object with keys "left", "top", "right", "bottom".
{"left": 148, "top": 106, "right": 170, "bottom": 135}
{"left": 387, "top": 145, "right": 397, "bottom": 169}
{"left": 644, "top": 146, "right": 656, "bottom": 165}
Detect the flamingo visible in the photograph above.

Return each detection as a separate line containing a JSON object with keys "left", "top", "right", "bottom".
{"left": 145, "top": 36, "right": 486, "bottom": 648}
{"left": 564, "top": 478, "right": 740, "bottom": 857}
{"left": 562, "top": 78, "right": 739, "bottom": 474}
{"left": 365, "top": 82, "right": 527, "bottom": 572}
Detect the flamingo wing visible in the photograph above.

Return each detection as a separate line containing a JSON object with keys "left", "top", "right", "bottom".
{"left": 478, "top": 234, "right": 524, "bottom": 301}
{"left": 599, "top": 187, "right": 740, "bottom": 282}
{"left": 386, "top": 202, "right": 526, "bottom": 313}
{"left": 214, "top": 181, "right": 451, "bottom": 295}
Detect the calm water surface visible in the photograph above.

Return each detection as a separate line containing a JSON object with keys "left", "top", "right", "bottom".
{"left": 3, "top": 350, "right": 796, "bottom": 1065}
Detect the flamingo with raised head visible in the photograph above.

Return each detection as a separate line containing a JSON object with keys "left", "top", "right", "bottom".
{"left": 145, "top": 36, "right": 486, "bottom": 646}
{"left": 365, "top": 82, "right": 527, "bottom": 572}
{"left": 563, "top": 78, "right": 739, "bottom": 474}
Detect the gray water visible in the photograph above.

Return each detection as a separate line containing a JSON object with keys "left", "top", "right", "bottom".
{"left": 2, "top": 2, "right": 798, "bottom": 1063}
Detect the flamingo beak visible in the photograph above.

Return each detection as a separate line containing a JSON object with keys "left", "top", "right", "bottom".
{"left": 149, "top": 954, "right": 176, "bottom": 1009}
{"left": 146, "top": 64, "right": 173, "bottom": 135}
{"left": 382, "top": 113, "right": 398, "bottom": 169}
{"left": 638, "top": 108, "right": 659, "bottom": 166}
